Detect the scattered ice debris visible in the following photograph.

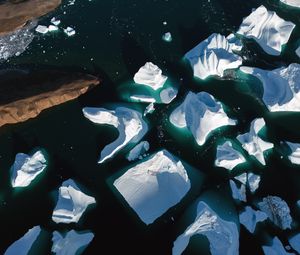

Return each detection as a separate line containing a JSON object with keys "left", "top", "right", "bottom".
{"left": 35, "top": 25, "right": 49, "bottom": 34}
{"left": 258, "top": 196, "right": 292, "bottom": 230}
{"left": 162, "top": 32, "right": 172, "bottom": 42}
{"left": 160, "top": 87, "right": 178, "bottom": 104}
{"left": 83, "top": 107, "right": 148, "bottom": 164}
{"left": 234, "top": 173, "right": 247, "bottom": 185}
{"left": 184, "top": 33, "right": 243, "bottom": 80}
{"left": 4, "top": 226, "right": 41, "bottom": 255}
{"left": 10, "top": 150, "right": 47, "bottom": 188}
{"left": 173, "top": 201, "right": 239, "bottom": 255}
{"left": 126, "top": 141, "right": 150, "bottom": 161}
{"left": 144, "top": 103, "right": 155, "bottom": 116}
{"left": 262, "top": 237, "right": 293, "bottom": 255}
{"left": 240, "top": 64, "right": 300, "bottom": 112}
{"left": 51, "top": 17, "right": 61, "bottom": 26}
{"left": 237, "top": 5, "right": 295, "bottom": 56}
{"left": 51, "top": 230, "right": 94, "bottom": 255}
{"left": 237, "top": 118, "right": 273, "bottom": 165}
{"left": 170, "top": 91, "right": 236, "bottom": 146}
{"left": 289, "top": 234, "right": 300, "bottom": 253}
{"left": 239, "top": 206, "right": 267, "bottom": 233}
{"left": 296, "top": 46, "right": 300, "bottom": 58}
{"left": 113, "top": 150, "right": 191, "bottom": 225}
{"left": 247, "top": 173, "right": 261, "bottom": 193}
{"left": 64, "top": 27, "right": 76, "bottom": 36}
{"left": 52, "top": 179, "right": 96, "bottom": 224}
{"left": 286, "top": 141, "right": 300, "bottom": 165}
{"left": 230, "top": 180, "right": 246, "bottom": 202}
{"left": 280, "top": 0, "right": 300, "bottom": 8}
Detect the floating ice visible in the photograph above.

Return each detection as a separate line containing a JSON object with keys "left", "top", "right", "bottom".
{"left": 184, "top": 33, "right": 243, "bottom": 80}
{"left": 237, "top": 118, "right": 273, "bottom": 165}
{"left": 262, "top": 237, "right": 293, "bottom": 255}
{"left": 83, "top": 107, "right": 148, "bottom": 164}
{"left": 162, "top": 32, "right": 172, "bottom": 42}
{"left": 247, "top": 173, "right": 261, "bottom": 193}
{"left": 280, "top": 0, "right": 300, "bottom": 8}
{"left": 234, "top": 173, "right": 247, "bottom": 185}
{"left": 237, "top": 5, "right": 295, "bottom": 56}
{"left": 114, "top": 150, "right": 191, "bottom": 225}
{"left": 52, "top": 179, "right": 96, "bottom": 224}
{"left": 10, "top": 150, "right": 47, "bottom": 188}
{"left": 144, "top": 103, "right": 155, "bottom": 116}
{"left": 229, "top": 180, "right": 246, "bottom": 202}
{"left": 240, "top": 64, "right": 300, "bottom": 112}
{"left": 51, "top": 17, "right": 61, "bottom": 26}
{"left": 296, "top": 46, "right": 300, "bottom": 58}
{"left": 35, "top": 25, "right": 49, "bottom": 34}
{"left": 160, "top": 87, "right": 178, "bottom": 104}
{"left": 64, "top": 27, "right": 76, "bottom": 36}
{"left": 258, "top": 196, "right": 292, "bottom": 230}
{"left": 130, "top": 95, "right": 156, "bottom": 103}
{"left": 51, "top": 230, "right": 94, "bottom": 255}
{"left": 239, "top": 206, "right": 267, "bottom": 233}
{"left": 289, "top": 234, "right": 300, "bottom": 253}
{"left": 126, "top": 141, "right": 150, "bottom": 161}
{"left": 4, "top": 226, "right": 41, "bottom": 255}
{"left": 48, "top": 25, "right": 59, "bottom": 32}
{"left": 286, "top": 141, "right": 300, "bottom": 165}
{"left": 170, "top": 92, "right": 236, "bottom": 146}
{"left": 173, "top": 201, "right": 239, "bottom": 255}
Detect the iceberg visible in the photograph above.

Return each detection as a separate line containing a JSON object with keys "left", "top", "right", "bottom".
{"left": 237, "top": 118, "right": 273, "bottom": 165}
{"left": 184, "top": 33, "right": 243, "bottom": 80}
{"left": 160, "top": 87, "right": 178, "bottom": 104}
{"left": 170, "top": 92, "right": 236, "bottom": 146}
{"left": 286, "top": 141, "right": 300, "bottom": 165}
{"left": 173, "top": 201, "right": 239, "bottom": 255}
{"left": 113, "top": 150, "right": 191, "bottom": 225}
{"left": 162, "top": 32, "right": 172, "bottom": 42}
{"left": 237, "top": 5, "right": 295, "bottom": 56}
{"left": 234, "top": 173, "right": 247, "bottom": 185}
{"left": 240, "top": 64, "right": 300, "bottom": 112}
{"left": 258, "top": 196, "right": 292, "bottom": 230}
{"left": 51, "top": 230, "right": 94, "bottom": 255}
{"left": 229, "top": 180, "right": 246, "bottom": 202}
{"left": 239, "top": 206, "right": 267, "bottom": 233}
{"left": 83, "top": 107, "right": 148, "bottom": 164}
{"left": 297, "top": 46, "right": 300, "bottom": 58}
{"left": 130, "top": 95, "right": 156, "bottom": 103}
{"left": 10, "top": 150, "right": 47, "bottom": 188}
{"left": 144, "top": 103, "right": 155, "bottom": 116}
{"left": 4, "top": 226, "right": 41, "bottom": 255}
{"left": 215, "top": 141, "right": 246, "bottom": 170}
{"left": 64, "top": 27, "right": 76, "bottom": 36}
{"left": 280, "top": 0, "right": 300, "bottom": 8}
{"left": 51, "top": 17, "right": 61, "bottom": 26}
{"left": 35, "top": 25, "right": 49, "bottom": 34}
{"left": 289, "top": 234, "right": 300, "bottom": 253}
{"left": 126, "top": 141, "right": 150, "bottom": 161}
{"left": 48, "top": 25, "right": 59, "bottom": 32}
{"left": 262, "top": 237, "right": 293, "bottom": 255}
{"left": 247, "top": 173, "right": 261, "bottom": 193}
{"left": 52, "top": 179, "right": 96, "bottom": 224}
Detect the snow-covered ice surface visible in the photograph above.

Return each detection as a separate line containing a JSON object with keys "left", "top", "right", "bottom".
{"left": 52, "top": 179, "right": 96, "bottom": 224}
{"left": 113, "top": 150, "right": 191, "bottom": 225}
{"left": 184, "top": 33, "right": 243, "bottom": 80}
{"left": 262, "top": 237, "right": 293, "bottom": 255}
{"left": 280, "top": 0, "right": 300, "bottom": 8}
{"left": 170, "top": 91, "right": 236, "bottom": 146}
{"left": 289, "top": 234, "right": 300, "bottom": 253}
{"left": 237, "top": 5, "right": 295, "bottom": 56}
{"left": 229, "top": 180, "right": 246, "bottom": 202}
{"left": 83, "top": 107, "right": 148, "bottom": 163}
{"left": 240, "top": 64, "right": 300, "bottom": 112}
{"left": 239, "top": 206, "right": 267, "bottom": 233}
{"left": 126, "top": 141, "right": 150, "bottom": 161}
{"left": 286, "top": 141, "right": 300, "bottom": 165}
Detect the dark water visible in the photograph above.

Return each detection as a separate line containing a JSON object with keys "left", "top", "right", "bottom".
{"left": 0, "top": 0, "right": 300, "bottom": 254}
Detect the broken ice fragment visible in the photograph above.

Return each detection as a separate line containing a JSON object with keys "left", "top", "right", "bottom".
{"left": 239, "top": 206, "right": 267, "bottom": 233}
{"left": 144, "top": 103, "right": 155, "bottom": 116}
{"left": 289, "top": 234, "right": 300, "bottom": 253}
{"left": 296, "top": 46, "right": 300, "bottom": 58}
{"left": 286, "top": 141, "right": 300, "bottom": 165}
{"left": 160, "top": 87, "right": 178, "bottom": 104}
{"left": 126, "top": 141, "right": 150, "bottom": 161}
{"left": 35, "top": 25, "right": 49, "bottom": 34}
{"left": 280, "top": 0, "right": 300, "bottom": 8}
{"left": 51, "top": 17, "right": 61, "bottom": 26}
{"left": 229, "top": 180, "right": 246, "bottom": 202}
{"left": 130, "top": 95, "right": 156, "bottom": 103}
{"left": 48, "top": 25, "right": 59, "bottom": 32}
{"left": 262, "top": 237, "right": 293, "bottom": 255}
{"left": 162, "top": 32, "right": 172, "bottom": 42}
{"left": 234, "top": 173, "right": 247, "bottom": 185}
{"left": 64, "top": 27, "right": 76, "bottom": 36}
{"left": 247, "top": 173, "right": 261, "bottom": 193}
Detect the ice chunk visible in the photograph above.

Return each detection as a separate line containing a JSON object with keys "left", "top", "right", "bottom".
{"left": 51, "top": 230, "right": 94, "bottom": 255}
{"left": 113, "top": 150, "right": 191, "bottom": 225}
{"left": 35, "top": 25, "right": 49, "bottom": 34}
{"left": 52, "top": 179, "right": 96, "bottom": 224}
{"left": 215, "top": 141, "right": 246, "bottom": 170}
{"left": 239, "top": 206, "right": 267, "bottom": 233}
{"left": 4, "top": 226, "right": 41, "bottom": 255}
{"left": 83, "top": 107, "right": 148, "bottom": 164}
{"left": 130, "top": 95, "right": 156, "bottom": 103}
{"left": 51, "top": 17, "right": 61, "bottom": 26}
{"left": 280, "top": 0, "right": 300, "bottom": 8}
{"left": 160, "top": 87, "right": 178, "bottom": 104}
{"left": 64, "top": 27, "right": 76, "bottom": 36}
{"left": 247, "top": 173, "right": 261, "bottom": 193}
{"left": 133, "top": 62, "right": 168, "bottom": 90}
{"left": 184, "top": 33, "right": 243, "bottom": 80}
{"left": 173, "top": 201, "right": 239, "bottom": 255}
{"left": 229, "top": 180, "right": 246, "bottom": 202}
{"left": 262, "top": 237, "right": 293, "bottom": 255}
{"left": 144, "top": 103, "right": 155, "bottom": 116}
{"left": 237, "top": 118, "right": 273, "bottom": 165}
{"left": 162, "top": 32, "right": 172, "bottom": 42}
{"left": 237, "top": 5, "right": 295, "bottom": 56}
{"left": 48, "top": 25, "right": 59, "bottom": 32}
{"left": 286, "top": 141, "right": 300, "bottom": 165}
{"left": 10, "top": 150, "right": 47, "bottom": 188}
{"left": 234, "top": 173, "right": 247, "bottom": 185}
{"left": 296, "top": 46, "right": 300, "bottom": 58}
{"left": 126, "top": 141, "right": 150, "bottom": 161}
{"left": 258, "top": 196, "right": 292, "bottom": 230}
{"left": 170, "top": 92, "right": 236, "bottom": 146}
{"left": 240, "top": 64, "right": 300, "bottom": 112}
{"left": 289, "top": 234, "right": 300, "bottom": 253}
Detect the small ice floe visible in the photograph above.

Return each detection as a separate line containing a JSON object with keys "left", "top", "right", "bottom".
{"left": 285, "top": 141, "right": 300, "bottom": 165}
{"left": 126, "top": 141, "right": 150, "bottom": 161}
{"left": 64, "top": 27, "right": 76, "bottom": 36}
{"left": 170, "top": 91, "right": 236, "bottom": 146}
{"left": 35, "top": 25, "right": 49, "bottom": 34}
{"left": 51, "top": 17, "right": 61, "bottom": 26}
{"left": 10, "top": 150, "right": 47, "bottom": 188}
{"left": 4, "top": 226, "right": 41, "bottom": 255}
{"left": 230, "top": 180, "right": 246, "bottom": 202}
{"left": 237, "top": 5, "right": 295, "bottom": 56}
{"left": 83, "top": 107, "right": 148, "bottom": 164}
{"left": 258, "top": 196, "right": 292, "bottom": 230}
{"left": 160, "top": 87, "right": 178, "bottom": 104}
{"left": 51, "top": 230, "right": 94, "bottom": 255}
{"left": 296, "top": 46, "right": 300, "bottom": 58}
{"left": 289, "top": 234, "right": 300, "bottom": 253}
{"left": 239, "top": 206, "right": 267, "bottom": 233}
{"left": 173, "top": 201, "right": 239, "bottom": 255}
{"left": 52, "top": 179, "right": 96, "bottom": 224}
{"left": 144, "top": 103, "right": 155, "bottom": 116}
{"left": 130, "top": 95, "right": 156, "bottom": 103}
{"left": 262, "top": 237, "right": 294, "bottom": 255}
{"left": 234, "top": 173, "right": 247, "bottom": 185}
{"left": 247, "top": 173, "right": 261, "bottom": 193}
{"left": 162, "top": 32, "right": 172, "bottom": 42}
{"left": 48, "top": 25, "right": 59, "bottom": 32}
{"left": 113, "top": 150, "right": 191, "bottom": 225}
{"left": 240, "top": 64, "right": 300, "bottom": 112}
{"left": 237, "top": 118, "right": 273, "bottom": 165}
{"left": 215, "top": 141, "right": 246, "bottom": 171}
{"left": 280, "top": 0, "right": 300, "bottom": 8}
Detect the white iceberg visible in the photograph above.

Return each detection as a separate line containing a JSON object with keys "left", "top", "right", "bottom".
{"left": 10, "top": 150, "right": 47, "bottom": 188}
{"left": 239, "top": 206, "right": 267, "bottom": 233}
{"left": 64, "top": 27, "right": 76, "bottom": 36}
{"left": 4, "top": 226, "right": 41, "bottom": 255}
{"left": 133, "top": 62, "right": 168, "bottom": 90}
{"left": 113, "top": 150, "right": 191, "bottom": 225}
{"left": 52, "top": 179, "right": 96, "bottom": 224}
{"left": 262, "top": 237, "right": 293, "bottom": 255}
{"left": 240, "top": 64, "right": 300, "bottom": 112}
{"left": 51, "top": 17, "right": 61, "bottom": 26}
{"left": 170, "top": 92, "right": 236, "bottom": 146}
{"left": 162, "top": 32, "right": 173, "bottom": 42}
{"left": 35, "top": 25, "right": 49, "bottom": 34}
{"left": 83, "top": 107, "right": 148, "bottom": 164}
{"left": 234, "top": 173, "right": 247, "bottom": 185}
{"left": 247, "top": 173, "right": 261, "bottom": 193}
{"left": 172, "top": 201, "right": 239, "bottom": 255}
{"left": 144, "top": 103, "right": 155, "bottom": 116}
{"left": 237, "top": 118, "right": 273, "bottom": 165}
{"left": 215, "top": 141, "right": 246, "bottom": 170}
{"left": 258, "top": 196, "right": 292, "bottom": 230}
{"left": 286, "top": 141, "right": 300, "bottom": 165}
{"left": 289, "top": 234, "right": 300, "bottom": 253}
{"left": 237, "top": 5, "right": 295, "bottom": 56}
{"left": 160, "top": 87, "right": 178, "bottom": 104}
{"left": 296, "top": 46, "right": 300, "bottom": 58}
{"left": 184, "top": 33, "right": 243, "bottom": 80}
{"left": 229, "top": 180, "right": 246, "bottom": 202}
{"left": 127, "top": 141, "right": 150, "bottom": 161}
{"left": 51, "top": 230, "right": 94, "bottom": 255}
{"left": 280, "top": 0, "right": 300, "bottom": 8}
{"left": 48, "top": 25, "right": 59, "bottom": 32}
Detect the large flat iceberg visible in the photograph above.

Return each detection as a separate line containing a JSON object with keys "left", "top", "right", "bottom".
{"left": 280, "top": 0, "right": 300, "bottom": 8}
{"left": 170, "top": 92, "right": 236, "bottom": 146}
{"left": 83, "top": 107, "right": 148, "bottom": 163}
{"left": 239, "top": 206, "right": 267, "bottom": 233}
{"left": 237, "top": 5, "right": 295, "bottom": 56}
{"left": 113, "top": 150, "right": 191, "bottom": 225}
